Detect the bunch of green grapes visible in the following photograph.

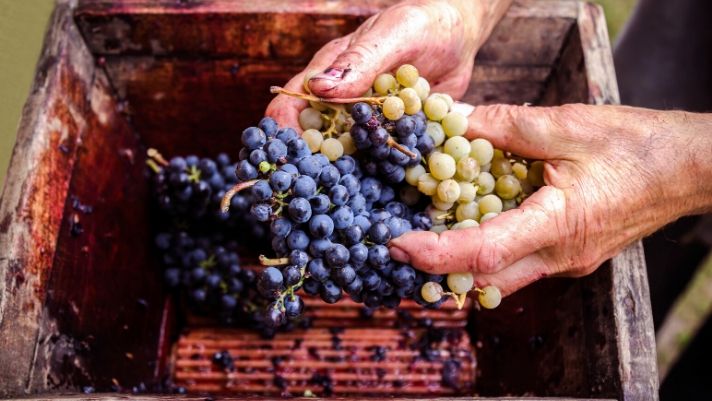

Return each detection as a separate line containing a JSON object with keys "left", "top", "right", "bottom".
{"left": 407, "top": 133, "right": 545, "bottom": 231}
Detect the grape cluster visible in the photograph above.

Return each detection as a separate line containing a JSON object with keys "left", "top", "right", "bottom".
{"left": 154, "top": 231, "right": 259, "bottom": 322}
{"left": 226, "top": 116, "right": 450, "bottom": 328}
{"left": 147, "top": 150, "right": 268, "bottom": 240}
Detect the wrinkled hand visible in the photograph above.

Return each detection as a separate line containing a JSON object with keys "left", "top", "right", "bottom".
{"left": 266, "top": 0, "right": 510, "bottom": 129}
{"left": 389, "top": 104, "right": 712, "bottom": 297}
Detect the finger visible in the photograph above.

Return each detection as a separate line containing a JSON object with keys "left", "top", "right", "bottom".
{"left": 266, "top": 36, "right": 351, "bottom": 130}
{"left": 473, "top": 253, "right": 553, "bottom": 297}
{"left": 308, "top": 7, "right": 430, "bottom": 98}
{"left": 389, "top": 186, "right": 567, "bottom": 274}
{"left": 466, "top": 104, "right": 576, "bottom": 160}
{"left": 265, "top": 74, "right": 309, "bottom": 130}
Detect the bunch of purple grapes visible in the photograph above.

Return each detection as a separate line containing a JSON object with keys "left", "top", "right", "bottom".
{"left": 154, "top": 231, "right": 260, "bottom": 324}
{"left": 349, "top": 103, "right": 435, "bottom": 183}
{"left": 231, "top": 117, "right": 445, "bottom": 328}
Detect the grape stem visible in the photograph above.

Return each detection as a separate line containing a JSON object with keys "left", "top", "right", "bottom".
{"left": 386, "top": 137, "right": 417, "bottom": 159}
{"left": 145, "top": 159, "right": 162, "bottom": 174}
{"left": 259, "top": 255, "right": 290, "bottom": 266}
{"left": 442, "top": 291, "right": 468, "bottom": 310}
{"left": 147, "top": 148, "right": 169, "bottom": 166}
{"left": 220, "top": 180, "right": 258, "bottom": 213}
{"left": 271, "top": 86, "right": 387, "bottom": 105}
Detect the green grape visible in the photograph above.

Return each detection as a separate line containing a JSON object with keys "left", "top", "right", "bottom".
{"left": 477, "top": 172, "right": 495, "bottom": 195}
{"left": 309, "top": 100, "right": 328, "bottom": 112}
{"left": 432, "top": 197, "right": 454, "bottom": 212}
{"left": 436, "top": 179, "right": 461, "bottom": 203}
{"left": 528, "top": 160, "right": 546, "bottom": 187}
{"left": 383, "top": 96, "right": 405, "bottom": 120}
{"left": 493, "top": 149, "right": 505, "bottom": 159}
{"left": 405, "top": 164, "right": 427, "bottom": 186}
{"left": 455, "top": 201, "right": 480, "bottom": 222}
{"left": 413, "top": 77, "right": 430, "bottom": 101}
{"left": 400, "top": 185, "right": 421, "bottom": 206}
{"left": 490, "top": 157, "right": 513, "bottom": 178}
{"left": 396, "top": 64, "right": 420, "bottom": 88}
{"left": 302, "top": 129, "right": 323, "bottom": 153}
{"left": 426, "top": 122, "right": 446, "bottom": 147}
{"left": 374, "top": 73, "right": 398, "bottom": 95}
{"left": 442, "top": 111, "right": 468, "bottom": 137}
{"left": 456, "top": 156, "right": 480, "bottom": 182}
{"left": 321, "top": 138, "right": 344, "bottom": 161}
{"left": 430, "top": 224, "right": 448, "bottom": 234}
{"left": 469, "top": 138, "right": 494, "bottom": 166}
{"left": 338, "top": 132, "right": 357, "bottom": 155}
{"left": 512, "top": 162, "right": 528, "bottom": 180}
{"left": 424, "top": 95, "right": 449, "bottom": 121}
{"left": 299, "top": 107, "right": 323, "bottom": 130}
{"left": 399, "top": 87, "right": 422, "bottom": 115}
{"left": 480, "top": 163, "right": 491, "bottom": 173}
{"left": 478, "top": 285, "right": 502, "bottom": 309}
{"left": 495, "top": 175, "right": 522, "bottom": 200}
{"left": 428, "top": 152, "right": 456, "bottom": 180}
{"left": 417, "top": 173, "right": 439, "bottom": 196}
{"left": 458, "top": 181, "right": 477, "bottom": 203}
{"left": 479, "top": 194, "right": 503, "bottom": 215}
{"left": 443, "top": 136, "right": 471, "bottom": 162}
{"left": 479, "top": 212, "right": 499, "bottom": 223}
{"left": 421, "top": 282, "right": 444, "bottom": 303}
{"left": 433, "top": 93, "right": 454, "bottom": 109}
{"left": 451, "top": 219, "right": 479, "bottom": 230}
{"left": 447, "top": 272, "right": 474, "bottom": 294}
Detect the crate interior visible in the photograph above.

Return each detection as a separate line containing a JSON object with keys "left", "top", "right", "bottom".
{"left": 32, "top": 1, "right": 620, "bottom": 399}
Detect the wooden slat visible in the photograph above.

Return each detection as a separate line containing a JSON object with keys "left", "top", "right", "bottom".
{"left": 75, "top": 0, "right": 575, "bottom": 66}
{"left": 11, "top": 395, "right": 617, "bottom": 401}
{"left": 172, "top": 327, "right": 476, "bottom": 396}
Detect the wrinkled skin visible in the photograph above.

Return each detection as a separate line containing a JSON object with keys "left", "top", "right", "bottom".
{"left": 268, "top": 0, "right": 712, "bottom": 297}
{"left": 389, "top": 104, "right": 712, "bottom": 296}
{"left": 266, "top": 0, "right": 509, "bottom": 130}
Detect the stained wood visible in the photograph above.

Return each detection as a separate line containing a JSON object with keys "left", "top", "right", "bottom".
{"left": 11, "top": 395, "right": 616, "bottom": 401}
{"left": 0, "top": 2, "right": 168, "bottom": 397}
{"left": 0, "top": 3, "right": 93, "bottom": 396}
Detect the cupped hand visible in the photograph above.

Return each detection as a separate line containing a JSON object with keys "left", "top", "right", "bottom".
{"left": 389, "top": 104, "right": 712, "bottom": 297}
{"left": 266, "top": 0, "right": 511, "bottom": 129}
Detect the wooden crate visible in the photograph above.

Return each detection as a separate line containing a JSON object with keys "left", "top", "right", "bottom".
{"left": 0, "top": 0, "right": 657, "bottom": 400}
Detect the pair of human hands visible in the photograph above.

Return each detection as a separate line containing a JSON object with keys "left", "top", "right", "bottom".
{"left": 267, "top": 0, "right": 712, "bottom": 297}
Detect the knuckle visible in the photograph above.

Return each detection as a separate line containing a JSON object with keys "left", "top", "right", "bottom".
{"left": 470, "top": 239, "right": 503, "bottom": 274}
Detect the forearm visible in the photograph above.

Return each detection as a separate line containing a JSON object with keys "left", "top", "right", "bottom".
{"left": 676, "top": 112, "right": 712, "bottom": 215}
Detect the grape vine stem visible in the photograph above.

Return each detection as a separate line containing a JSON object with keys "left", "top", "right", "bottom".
{"left": 386, "top": 137, "right": 418, "bottom": 159}
{"left": 271, "top": 86, "right": 387, "bottom": 105}
{"left": 259, "top": 255, "right": 290, "bottom": 266}
{"left": 220, "top": 180, "right": 258, "bottom": 213}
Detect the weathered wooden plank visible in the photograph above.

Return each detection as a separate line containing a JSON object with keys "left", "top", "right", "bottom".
{"left": 575, "top": 3, "right": 657, "bottom": 401}
{"left": 0, "top": 3, "right": 169, "bottom": 397}
{"left": 10, "top": 395, "right": 616, "bottom": 401}
{"left": 463, "top": 81, "right": 544, "bottom": 105}
{"left": 476, "top": 16, "right": 574, "bottom": 66}
{"left": 42, "top": 62, "right": 167, "bottom": 392}
{"left": 0, "top": 3, "right": 92, "bottom": 397}
{"left": 75, "top": 0, "right": 575, "bottom": 67}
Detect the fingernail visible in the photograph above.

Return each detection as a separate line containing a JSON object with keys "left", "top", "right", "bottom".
{"left": 319, "top": 67, "right": 345, "bottom": 79}
{"left": 388, "top": 245, "right": 411, "bottom": 263}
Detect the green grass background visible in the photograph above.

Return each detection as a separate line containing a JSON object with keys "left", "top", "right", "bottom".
{"left": 0, "top": 0, "right": 637, "bottom": 187}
